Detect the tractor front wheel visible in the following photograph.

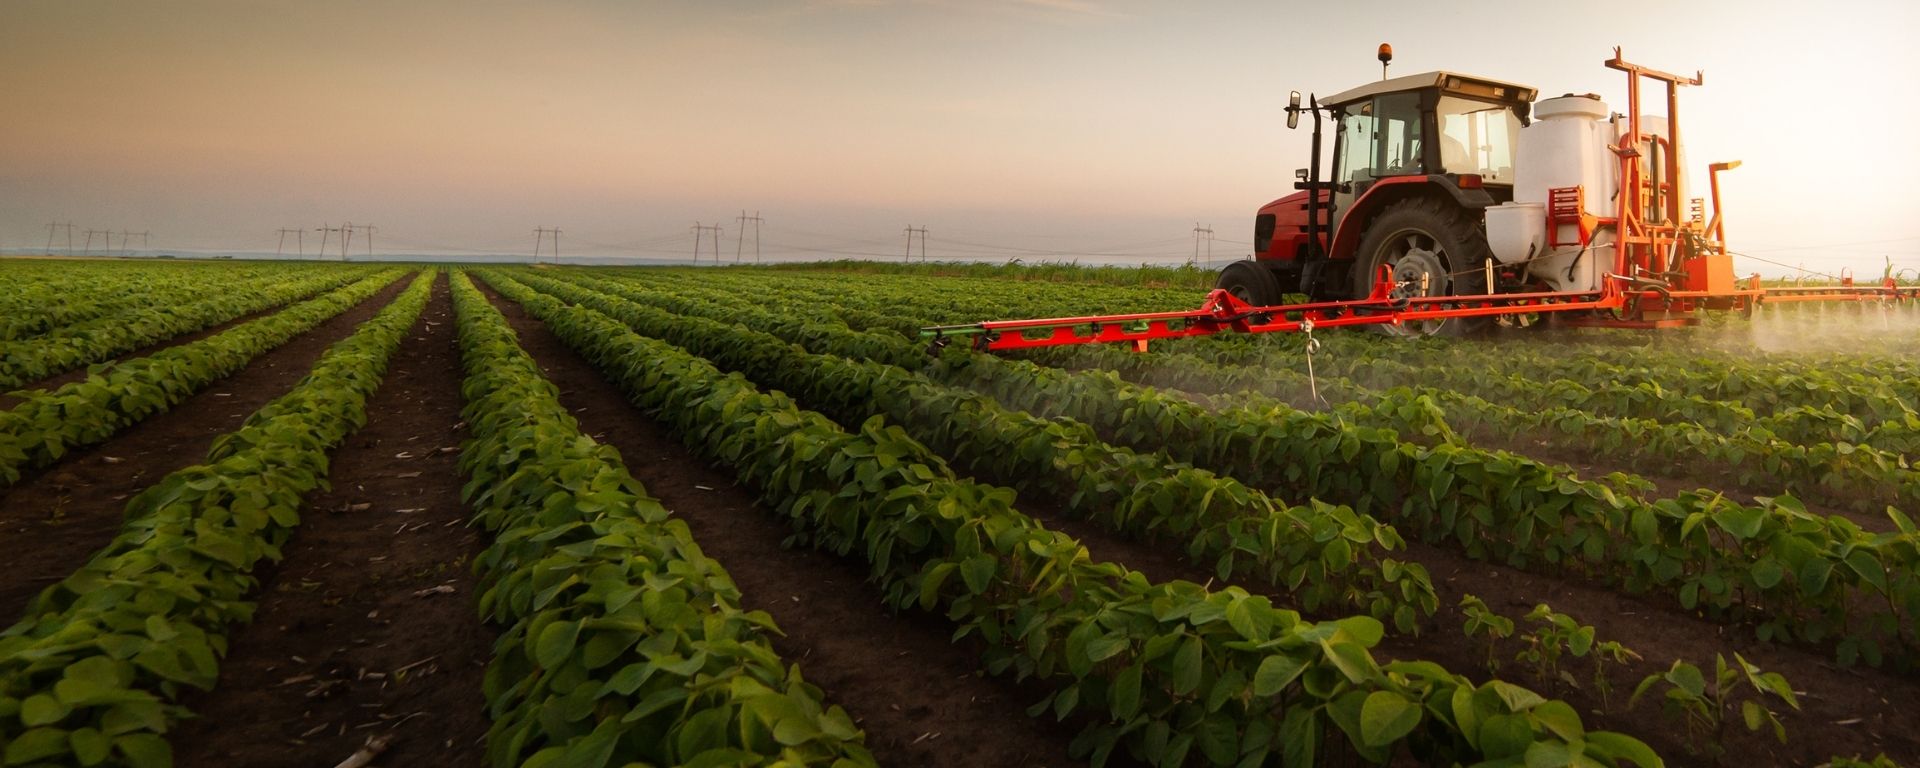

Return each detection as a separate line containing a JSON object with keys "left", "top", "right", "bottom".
{"left": 1351, "top": 197, "right": 1494, "bottom": 337}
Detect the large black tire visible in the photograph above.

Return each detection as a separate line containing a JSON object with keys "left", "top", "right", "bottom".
{"left": 1215, "top": 260, "right": 1283, "bottom": 307}
{"left": 1351, "top": 197, "right": 1494, "bottom": 337}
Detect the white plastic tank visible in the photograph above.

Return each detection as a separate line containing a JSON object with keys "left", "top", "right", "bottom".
{"left": 1514, "top": 94, "right": 1616, "bottom": 219}
{"left": 1497, "top": 94, "right": 1618, "bottom": 292}
{"left": 1485, "top": 202, "right": 1543, "bottom": 265}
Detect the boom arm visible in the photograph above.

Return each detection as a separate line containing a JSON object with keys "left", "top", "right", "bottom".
{"left": 922, "top": 269, "right": 1916, "bottom": 353}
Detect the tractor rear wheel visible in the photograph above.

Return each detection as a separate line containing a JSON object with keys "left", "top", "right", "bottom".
{"left": 1351, "top": 197, "right": 1494, "bottom": 337}
{"left": 1215, "top": 260, "right": 1283, "bottom": 307}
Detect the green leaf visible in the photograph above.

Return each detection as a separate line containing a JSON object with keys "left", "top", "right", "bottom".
{"left": 69, "top": 728, "right": 112, "bottom": 766}
{"left": 1584, "top": 731, "right": 1662, "bottom": 767}
{"left": 1749, "top": 559, "right": 1785, "bottom": 590}
{"left": 1477, "top": 713, "right": 1533, "bottom": 759}
{"left": 1111, "top": 663, "right": 1143, "bottom": 720}
{"left": 1741, "top": 700, "right": 1765, "bottom": 732}
{"left": 21, "top": 694, "right": 69, "bottom": 727}
{"left": 5, "top": 728, "right": 71, "bottom": 765}
{"left": 1530, "top": 700, "right": 1584, "bottom": 741}
{"left": 1664, "top": 663, "right": 1705, "bottom": 698}
{"left": 1358, "top": 691, "right": 1421, "bottom": 748}
{"left": 1086, "top": 632, "right": 1129, "bottom": 663}
{"left": 672, "top": 706, "right": 732, "bottom": 757}
{"left": 113, "top": 733, "right": 173, "bottom": 768}
{"left": 1710, "top": 505, "right": 1766, "bottom": 540}
{"left": 1171, "top": 635, "right": 1203, "bottom": 695}
{"left": 535, "top": 619, "right": 583, "bottom": 670}
{"left": 1253, "top": 653, "right": 1308, "bottom": 697}
{"left": 959, "top": 555, "right": 996, "bottom": 595}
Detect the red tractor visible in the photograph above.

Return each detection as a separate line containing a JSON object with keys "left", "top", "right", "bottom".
{"left": 1222, "top": 46, "right": 1539, "bottom": 336}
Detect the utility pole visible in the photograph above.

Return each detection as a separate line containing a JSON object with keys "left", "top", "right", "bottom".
{"left": 49, "top": 221, "right": 74, "bottom": 255}
{"left": 276, "top": 228, "right": 304, "bottom": 257}
{"left": 358, "top": 224, "right": 377, "bottom": 259}
{"left": 317, "top": 224, "right": 343, "bottom": 260}
{"left": 340, "top": 222, "right": 354, "bottom": 261}
{"left": 83, "top": 229, "right": 108, "bottom": 256}
{"left": 691, "top": 222, "right": 722, "bottom": 264}
{"left": 733, "top": 210, "right": 765, "bottom": 263}
{"left": 1192, "top": 223, "right": 1214, "bottom": 267}
{"left": 533, "top": 227, "right": 562, "bottom": 263}
{"left": 903, "top": 226, "right": 928, "bottom": 262}
{"left": 119, "top": 230, "right": 135, "bottom": 256}
{"left": 45, "top": 222, "right": 75, "bottom": 255}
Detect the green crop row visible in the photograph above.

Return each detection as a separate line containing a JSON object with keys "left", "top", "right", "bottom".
{"left": 0, "top": 271, "right": 431, "bottom": 768}
{"left": 447, "top": 272, "right": 872, "bottom": 767}
{"left": 0, "top": 262, "right": 350, "bottom": 343}
{"left": 487, "top": 272, "right": 1664, "bottom": 767}
{"left": 0, "top": 270, "right": 404, "bottom": 489}
{"left": 0, "top": 267, "right": 382, "bottom": 390}
{"left": 1025, "top": 342, "right": 1920, "bottom": 516}
{"left": 570, "top": 268, "right": 1920, "bottom": 669}
{"left": 496, "top": 270, "right": 1437, "bottom": 631}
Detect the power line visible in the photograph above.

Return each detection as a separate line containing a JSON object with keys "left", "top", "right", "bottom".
{"left": 1192, "top": 223, "right": 1214, "bottom": 267}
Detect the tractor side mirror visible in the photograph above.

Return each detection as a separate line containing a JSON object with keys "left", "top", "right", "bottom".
{"left": 1287, "top": 90, "right": 1301, "bottom": 129}
{"left": 1295, "top": 168, "right": 1309, "bottom": 181}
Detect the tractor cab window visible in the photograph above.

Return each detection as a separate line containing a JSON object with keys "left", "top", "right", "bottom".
{"left": 1336, "top": 91, "right": 1424, "bottom": 185}
{"left": 1436, "top": 96, "right": 1521, "bottom": 181}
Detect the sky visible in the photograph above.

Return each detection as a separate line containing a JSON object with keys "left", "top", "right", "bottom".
{"left": 1, "top": 0, "right": 1916, "bottom": 275}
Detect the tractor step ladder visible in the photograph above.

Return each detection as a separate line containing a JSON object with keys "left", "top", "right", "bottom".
{"left": 1546, "top": 186, "right": 1587, "bottom": 248}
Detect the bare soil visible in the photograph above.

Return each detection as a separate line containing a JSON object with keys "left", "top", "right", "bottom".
{"left": 172, "top": 273, "right": 492, "bottom": 767}
{"left": 475, "top": 278, "right": 1085, "bottom": 767}
{"left": 0, "top": 274, "right": 411, "bottom": 621}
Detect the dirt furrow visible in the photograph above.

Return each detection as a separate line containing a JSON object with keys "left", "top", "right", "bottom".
{"left": 477, "top": 280, "right": 1083, "bottom": 768}
{"left": 0, "top": 274, "right": 412, "bottom": 622}
{"left": 172, "top": 273, "right": 490, "bottom": 767}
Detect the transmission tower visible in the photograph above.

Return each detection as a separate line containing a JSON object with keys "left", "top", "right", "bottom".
{"left": 533, "top": 227, "right": 562, "bottom": 263}
{"left": 277, "top": 228, "right": 305, "bottom": 257}
{"left": 691, "top": 222, "right": 722, "bottom": 264}
{"left": 45, "top": 222, "right": 75, "bottom": 255}
{"left": 83, "top": 229, "right": 110, "bottom": 256}
{"left": 734, "top": 210, "right": 765, "bottom": 263}
{"left": 358, "top": 224, "right": 377, "bottom": 259}
{"left": 903, "top": 226, "right": 928, "bottom": 262}
{"left": 1192, "top": 223, "right": 1214, "bottom": 267}
{"left": 317, "top": 224, "right": 344, "bottom": 260}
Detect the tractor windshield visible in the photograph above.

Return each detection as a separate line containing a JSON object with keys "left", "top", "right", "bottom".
{"left": 1436, "top": 96, "right": 1521, "bottom": 182}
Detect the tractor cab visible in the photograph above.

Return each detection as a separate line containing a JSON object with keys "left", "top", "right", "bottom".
{"left": 1321, "top": 71, "right": 1535, "bottom": 230}
{"left": 1230, "top": 67, "right": 1537, "bottom": 328}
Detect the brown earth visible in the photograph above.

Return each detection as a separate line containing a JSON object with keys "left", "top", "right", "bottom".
{"left": 473, "top": 277, "right": 1085, "bottom": 768}
{"left": 0, "top": 274, "right": 411, "bottom": 621}
{"left": 172, "top": 272, "right": 492, "bottom": 768}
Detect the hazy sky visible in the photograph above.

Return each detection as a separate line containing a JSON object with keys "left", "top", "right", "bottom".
{"left": 2, "top": 0, "right": 1915, "bottom": 273}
